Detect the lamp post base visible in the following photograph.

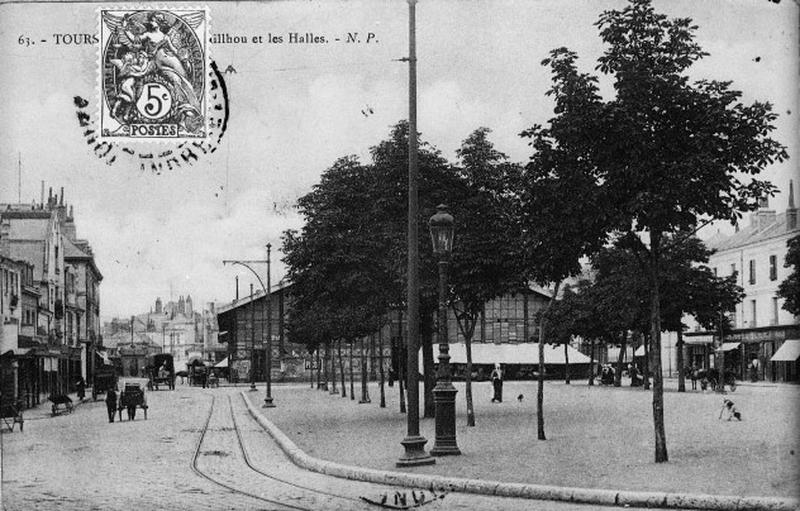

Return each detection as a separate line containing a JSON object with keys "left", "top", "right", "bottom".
{"left": 262, "top": 396, "right": 275, "bottom": 408}
{"left": 397, "top": 435, "right": 435, "bottom": 467}
{"left": 249, "top": 383, "right": 257, "bottom": 392}
{"left": 431, "top": 383, "right": 460, "bottom": 456}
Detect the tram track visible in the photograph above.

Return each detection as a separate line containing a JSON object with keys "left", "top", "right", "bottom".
{"left": 190, "top": 394, "right": 316, "bottom": 511}
{"left": 191, "top": 393, "right": 374, "bottom": 511}
{"left": 228, "top": 394, "right": 366, "bottom": 507}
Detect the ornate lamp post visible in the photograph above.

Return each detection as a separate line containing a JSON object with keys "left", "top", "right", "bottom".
{"left": 429, "top": 204, "right": 461, "bottom": 456}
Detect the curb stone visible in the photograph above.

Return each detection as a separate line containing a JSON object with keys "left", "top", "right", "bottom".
{"left": 241, "top": 392, "right": 799, "bottom": 511}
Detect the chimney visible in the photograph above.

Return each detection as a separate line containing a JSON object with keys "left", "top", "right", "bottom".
{"left": 250, "top": 283, "right": 254, "bottom": 297}
{"left": 235, "top": 276, "right": 239, "bottom": 301}
{"left": 59, "top": 187, "right": 64, "bottom": 206}
{"left": 40, "top": 180, "right": 44, "bottom": 205}
{"left": 787, "top": 179, "right": 798, "bottom": 231}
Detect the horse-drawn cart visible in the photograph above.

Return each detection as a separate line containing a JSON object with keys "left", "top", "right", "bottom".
{"left": 92, "top": 365, "right": 118, "bottom": 401}
{"left": 146, "top": 353, "right": 175, "bottom": 391}
{"left": 1, "top": 398, "right": 23, "bottom": 432}
{"left": 118, "top": 378, "right": 148, "bottom": 421}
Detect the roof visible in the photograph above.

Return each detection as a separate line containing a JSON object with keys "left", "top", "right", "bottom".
{"left": 708, "top": 211, "right": 798, "bottom": 253}
{"left": 424, "top": 342, "right": 591, "bottom": 366}
{"left": 4, "top": 216, "right": 51, "bottom": 240}
{"left": 63, "top": 238, "right": 89, "bottom": 259}
{"left": 5, "top": 241, "right": 45, "bottom": 280}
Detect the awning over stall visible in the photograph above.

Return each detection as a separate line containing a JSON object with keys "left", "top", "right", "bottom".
{"left": 770, "top": 340, "right": 800, "bottom": 362}
{"left": 684, "top": 335, "right": 714, "bottom": 345}
{"left": 427, "top": 343, "right": 591, "bottom": 366}
{"left": 718, "top": 342, "right": 741, "bottom": 352}
{"left": 214, "top": 356, "right": 229, "bottom": 368}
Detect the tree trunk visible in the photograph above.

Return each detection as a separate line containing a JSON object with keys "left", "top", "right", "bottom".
{"left": 677, "top": 329, "right": 686, "bottom": 392}
{"left": 338, "top": 340, "right": 346, "bottom": 398}
{"left": 322, "top": 342, "right": 329, "bottom": 391}
{"left": 311, "top": 345, "right": 320, "bottom": 389}
{"left": 643, "top": 332, "right": 651, "bottom": 390}
{"left": 421, "top": 309, "right": 435, "bottom": 418}
{"left": 537, "top": 281, "right": 562, "bottom": 441}
{"left": 360, "top": 336, "right": 370, "bottom": 403}
{"left": 379, "top": 325, "right": 386, "bottom": 408}
{"left": 614, "top": 331, "right": 626, "bottom": 387}
{"left": 588, "top": 338, "right": 595, "bottom": 386}
{"left": 370, "top": 333, "right": 377, "bottom": 381}
{"left": 648, "top": 230, "right": 668, "bottom": 463}
{"left": 349, "top": 340, "right": 355, "bottom": 400}
{"left": 399, "top": 364, "right": 406, "bottom": 413}
{"left": 564, "top": 342, "right": 570, "bottom": 384}
{"left": 716, "top": 311, "right": 726, "bottom": 393}
{"left": 459, "top": 315, "right": 477, "bottom": 427}
{"left": 398, "top": 310, "right": 406, "bottom": 413}
{"left": 330, "top": 340, "right": 338, "bottom": 394}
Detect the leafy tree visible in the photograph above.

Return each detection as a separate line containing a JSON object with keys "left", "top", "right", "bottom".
{"left": 519, "top": 48, "right": 613, "bottom": 439}
{"left": 777, "top": 234, "right": 800, "bottom": 315}
{"left": 449, "top": 128, "right": 528, "bottom": 426}
{"left": 282, "top": 156, "right": 394, "bottom": 365}
{"left": 534, "top": 0, "right": 787, "bottom": 462}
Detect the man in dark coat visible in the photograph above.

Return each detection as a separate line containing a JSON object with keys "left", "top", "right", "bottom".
{"left": 105, "top": 388, "right": 117, "bottom": 423}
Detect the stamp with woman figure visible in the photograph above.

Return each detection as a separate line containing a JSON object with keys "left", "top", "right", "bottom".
{"left": 99, "top": 8, "right": 209, "bottom": 140}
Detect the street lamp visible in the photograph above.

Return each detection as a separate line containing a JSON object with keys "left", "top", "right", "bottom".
{"left": 223, "top": 247, "right": 277, "bottom": 407}
{"left": 263, "top": 243, "right": 275, "bottom": 408}
{"left": 429, "top": 204, "right": 460, "bottom": 456}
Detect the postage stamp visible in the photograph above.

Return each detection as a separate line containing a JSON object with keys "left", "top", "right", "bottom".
{"left": 99, "top": 7, "right": 209, "bottom": 140}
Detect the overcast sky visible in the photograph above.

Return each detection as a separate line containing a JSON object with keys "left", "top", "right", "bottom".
{"left": 0, "top": 0, "right": 797, "bottom": 318}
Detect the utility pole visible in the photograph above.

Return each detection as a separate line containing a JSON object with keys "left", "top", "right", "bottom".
{"left": 397, "top": 0, "right": 434, "bottom": 468}
{"left": 264, "top": 243, "right": 275, "bottom": 407}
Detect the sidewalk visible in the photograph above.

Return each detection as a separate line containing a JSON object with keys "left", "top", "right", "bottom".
{"left": 245, "top": 379, "right": 799, "bottom": 506}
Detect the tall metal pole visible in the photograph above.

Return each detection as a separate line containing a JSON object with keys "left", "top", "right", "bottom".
{"left": 250, "top": 283, "right": 256, "bottom": 391}
{"left": 398, "top": 0, "right": 434, "bottom": 467}
{"left": 263, "top": 243, "right": 275, "bottom": 407}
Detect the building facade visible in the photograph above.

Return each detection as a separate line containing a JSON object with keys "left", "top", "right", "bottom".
{"left": 0, "top": 187, "right": 101, "bottom": 407}
{"left": 685, "top": 183, "right": 800, "bottom": 381}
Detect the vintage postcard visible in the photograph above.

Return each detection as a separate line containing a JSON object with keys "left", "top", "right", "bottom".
{"left": 1, "top": 1, "right": 798, "bottom": 510}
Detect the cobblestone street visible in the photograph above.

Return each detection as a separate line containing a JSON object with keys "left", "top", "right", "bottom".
{"left": 2, "top": 384, "right": 643, "bottom": 511}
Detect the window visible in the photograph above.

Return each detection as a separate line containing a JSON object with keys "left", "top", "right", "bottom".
{"left": 730, "top": 263, "right": 737, "bottom": 279}
{"left": 751, "top": 300, "right": 757, "bottom": 327}
{"left": 772, "top": 297, "right": 779, "bottom": 325}
{"left": 769, "top": 255, "right": 777, "bottom": 281}
{"left": 749, "top": 260, "right": 756, "bottom": 285}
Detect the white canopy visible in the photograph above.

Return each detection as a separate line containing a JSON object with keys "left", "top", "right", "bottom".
{"left": 771, "top": 340, "right": 800, "bottom": 362}
{"left": 214, "top": 356, "right": 229, "bottom": 368}
{"left": 684, "top": 335, "right": 713, "bottom": 345}
{"left": 426, "top": 342, "right": 591, "bottom": 366}
{"left": 717, "top": 342, "right": 741, "bottom": 352}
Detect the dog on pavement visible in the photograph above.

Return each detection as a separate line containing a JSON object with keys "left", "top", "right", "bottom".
{"left": 719, "top": 398, "right": 742, "bottom": 421}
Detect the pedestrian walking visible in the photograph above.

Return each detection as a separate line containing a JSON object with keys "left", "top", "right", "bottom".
{"left": 690, "top": 363, "right": 699, "bottom": 390}
{"left": 75, "top": 376, "right": 86, "bottom": 401}
{"left": 105, "top": 387, "right": 117, "bottom": 423}
{"left": 750, "top": 358, "right": 759, "bottom": 382}
{"left": 490, "top": 363, "right": 503, "bottom": 403}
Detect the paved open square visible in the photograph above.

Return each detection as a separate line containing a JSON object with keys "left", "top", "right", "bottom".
{"left": 257, "top": 379, "right": 800, "bottom": 500}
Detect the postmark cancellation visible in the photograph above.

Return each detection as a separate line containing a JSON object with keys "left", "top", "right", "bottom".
{"left": 99, "top": 7, "right": 209, "bottom": 140}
